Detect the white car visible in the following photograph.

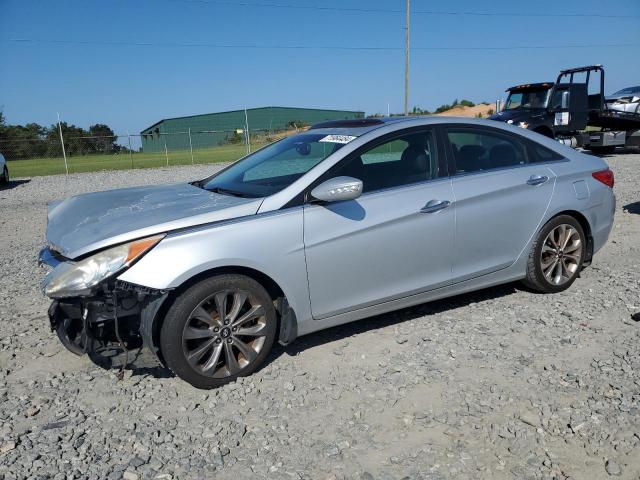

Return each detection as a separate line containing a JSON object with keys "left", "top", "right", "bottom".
{"left": 606, "top": 86, "right": 640, "bottom": 114}
{"left": 0, "top": 153, "right": 8, "bottom": 185}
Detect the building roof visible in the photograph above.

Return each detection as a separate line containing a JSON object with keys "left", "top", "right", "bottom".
{"left": 140, "top": 106, "right": 365, "bottom": 134}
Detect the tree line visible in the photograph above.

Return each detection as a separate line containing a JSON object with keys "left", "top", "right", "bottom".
{"left": 0, "top": 112, "right": 123, "bottom": 160}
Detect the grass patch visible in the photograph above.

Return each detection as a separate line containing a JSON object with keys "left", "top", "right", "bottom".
{"left": 7, "top": 143, "right": 262, "bottom": 177}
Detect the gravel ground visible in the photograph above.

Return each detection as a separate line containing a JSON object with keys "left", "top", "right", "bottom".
{"left": 0, "top": 154, "right": 639, "bottom": 480}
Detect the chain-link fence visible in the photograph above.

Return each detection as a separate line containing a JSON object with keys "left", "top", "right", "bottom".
{"left": 1, "top": 126, "right": 302, "bottom": 178}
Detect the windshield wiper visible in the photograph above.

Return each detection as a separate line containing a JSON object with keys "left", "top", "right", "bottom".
{"left": 206, "top": 186, "right": 255, "bottom": 198}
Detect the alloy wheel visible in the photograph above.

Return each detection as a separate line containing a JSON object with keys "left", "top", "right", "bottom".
{"left": 540, "top": 224, "right": 582, "bottom": 285}
{"left": 181, "top": 290, "right": 267, "bottom": 378}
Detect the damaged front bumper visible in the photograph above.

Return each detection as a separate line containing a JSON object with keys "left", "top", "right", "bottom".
{"left": 40, "top": 247, "right": 170, "bottom": 364}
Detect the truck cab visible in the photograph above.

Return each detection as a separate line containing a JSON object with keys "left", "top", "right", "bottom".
{"left": 489, "top": 82, "right": 556, "bottom": 138}
{"left": 490, "top": 67, "right": 600, "bottom": 140}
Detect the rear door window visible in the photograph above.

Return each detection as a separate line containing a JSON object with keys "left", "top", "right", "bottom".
{"left": 446, "top": 128, "right": 528, "bottom": 174}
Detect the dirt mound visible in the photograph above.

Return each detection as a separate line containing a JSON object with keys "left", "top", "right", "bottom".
{"left": 437, "top": 103, "right": 495, "bottom": 118}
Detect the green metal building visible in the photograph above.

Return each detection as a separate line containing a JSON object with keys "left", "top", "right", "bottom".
{"left": 140, "top": 106, "right": 364, "bottom": 152}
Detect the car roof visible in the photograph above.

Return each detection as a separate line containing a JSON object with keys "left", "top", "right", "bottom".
{"left": 304, "top": 116, "right": 575, "bottom": 158}
{"left": 308, "top": 115, "right": 519, "bottom": 137}
{"left": 307, "top": 117, "right": 411, "bottom": 136}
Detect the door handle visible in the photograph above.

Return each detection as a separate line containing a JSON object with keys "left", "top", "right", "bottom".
{"left": 420, "top": 200, "right": 451, "bottom": 214}
{"left": 526, "top": 175, "right": 549, "bottom": 186}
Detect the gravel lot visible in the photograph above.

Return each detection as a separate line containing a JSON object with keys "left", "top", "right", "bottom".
{"left": 1, "top": 153, "right": 639, "bottom": 480}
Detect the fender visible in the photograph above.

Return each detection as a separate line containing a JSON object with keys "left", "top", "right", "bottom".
{"left": 117, "top": 206, "right": 313, "bottom": 334}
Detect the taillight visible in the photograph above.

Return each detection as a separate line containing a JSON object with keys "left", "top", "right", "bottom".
{"left": 592, "top": 169, "right": 614, "bottom": 188}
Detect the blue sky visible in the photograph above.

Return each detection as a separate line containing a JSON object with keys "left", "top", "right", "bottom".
{"left": 1, "top": 0, "right": 639, "bottom": 135}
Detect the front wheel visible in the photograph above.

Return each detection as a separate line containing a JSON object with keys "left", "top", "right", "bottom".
{"left": 160, "top": 275, "right": 277, "bottom": 389}
{"left": 1, "top": 167, "right": 8, "bottom": 184}
{"left": 522, "top": 215, "right": 586, "bottom": 293}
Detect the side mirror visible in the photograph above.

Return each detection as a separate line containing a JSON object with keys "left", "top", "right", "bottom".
{"left": 311, "top": 176, "right": 363, "bottom": 203}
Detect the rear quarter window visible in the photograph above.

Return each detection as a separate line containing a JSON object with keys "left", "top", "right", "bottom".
{"left": 528, "top": 142, "right": 565, "bottom": 163}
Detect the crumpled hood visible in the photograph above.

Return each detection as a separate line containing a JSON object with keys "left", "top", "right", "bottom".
{"left": 46, "top": 183, "right": 263, "bottom": 259}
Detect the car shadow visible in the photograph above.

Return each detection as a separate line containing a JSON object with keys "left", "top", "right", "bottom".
{"left": 0, "top": 179, "right": 30, "bottom": 190}
{"left": 91, "top": 282, "right": 521, "bottom": 385}
{"left": 623, "top": 201, "right": 640, "bottom": 215}
{"left": 267, "top": 282, "right": 520, "bottom": 364}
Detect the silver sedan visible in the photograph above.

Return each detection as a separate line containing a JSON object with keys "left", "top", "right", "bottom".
{"left": 40, "top": 117, "right": 615, "bottom": 388}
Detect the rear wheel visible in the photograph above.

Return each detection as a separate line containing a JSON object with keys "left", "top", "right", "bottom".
{"left": 522, "top": 215, "right": 586, "bottom": 293}
{"left": 1, "top": 166, "right": 8, "bottom": 184}
{"left": 160, "top": 275, "right": 277, "bottom": 389}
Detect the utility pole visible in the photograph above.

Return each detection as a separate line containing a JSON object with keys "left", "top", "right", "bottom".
{"left": 404, "top": 0, "right": 410, "bottom": 116}
{"left": 188, "top": 127, "right": 194, "bottom": 164}
{"left": 57, "top": 113, "right": 69, "bottom": 175}
{"left": 164, "top": 136, "right": 169, "bottom": 166}
{"left": 244, "top": 108, "right": 251, "bottom": 154}
{"left": 127, "top": 131, "right": 133, "bottom": 169}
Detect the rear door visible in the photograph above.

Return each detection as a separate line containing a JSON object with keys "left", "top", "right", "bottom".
{"left": 444, "top": 125, "right": 556, "bottom": 283}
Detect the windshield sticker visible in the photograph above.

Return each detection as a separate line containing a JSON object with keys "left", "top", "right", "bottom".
{"left": 319, "top": 134, "right": 357, "bottom": 144}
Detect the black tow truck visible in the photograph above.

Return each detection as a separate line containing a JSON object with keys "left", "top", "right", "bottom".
{"left": 489, "top": 65, "right": 640, "bottom": 153}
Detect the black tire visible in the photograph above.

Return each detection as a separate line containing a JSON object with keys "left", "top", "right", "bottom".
{"left": 522, "top": 215, "right": 586, "bottom": 293}
{"left": 160, "top": 274, "right": 277, "bottom": 389}
{"left": 1, "top": 167, "right": 8, "bottom": 185}
{"left": 56, "top": 316, "right": 88, "bottom": 356}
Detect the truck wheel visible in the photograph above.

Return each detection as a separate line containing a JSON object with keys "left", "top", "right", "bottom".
{"left": 160, "top": 275, "right": 278, "bottom": 389}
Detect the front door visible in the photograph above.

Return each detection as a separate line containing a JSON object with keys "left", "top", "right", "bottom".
{"left": 303, "top": 128, "right": 455, "bottom": 319}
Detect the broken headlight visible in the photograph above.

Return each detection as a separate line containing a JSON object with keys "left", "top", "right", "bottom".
{"left": 43, "top": 235, "right": 163, "bottom": 298}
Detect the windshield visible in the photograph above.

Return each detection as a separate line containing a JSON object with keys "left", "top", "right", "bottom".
{"left": 201, "top": 132, "right": 351, "bottom": 198}
{"left": 503, "top": 89, "right": 551, "bottom": 110}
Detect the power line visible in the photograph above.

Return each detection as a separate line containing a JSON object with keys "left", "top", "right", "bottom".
{"left": 6, "top": 38, "right": 640, "bottom": 51}
{"left": 165, "top": 0, "right": 640, "bottom": 19}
